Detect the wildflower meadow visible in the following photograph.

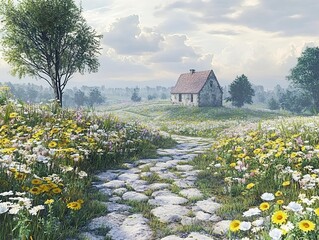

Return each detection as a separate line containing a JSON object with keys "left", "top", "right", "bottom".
{"left": 194, "top": 117, "right": 319, "bottom": 239}
{"left": 0, "top": 87, "right": 173, "bottom": 239}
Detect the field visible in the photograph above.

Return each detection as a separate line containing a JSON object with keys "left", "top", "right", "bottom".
{"left": 98, "top": 101, "right": 319, "bottom": 239}
{"left": 2, "top": 91, "right": 319, "bottom": 239}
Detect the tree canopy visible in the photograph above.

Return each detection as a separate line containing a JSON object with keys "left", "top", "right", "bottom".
{"left": 287, "top": 47, "right": 319, "bottom": 112}
{"left": 0, "top": 0, "right": 102, "bottom": 106}
{"left": 226, "top": 74, "right": 255, "bottom": 108}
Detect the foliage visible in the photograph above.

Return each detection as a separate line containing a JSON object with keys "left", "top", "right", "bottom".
{"left": 74, "top": 90, "right": 87, "bottom": 107}
{"left": 267, "top": 97, "right": 280, "bottom": 110}
{"left": 278, "top": 89, "right": 313, "bottom": 114}
{"left": 88, "top": 88, "right": 105, "bottom": 108}
{"left": 193, "top": 117, "right": 319, "bottom": 239}
{"left": 0, "top": 0, "right": 102, "bottom": 106}
{"left": 226, "top": 74, "right": 255, "bottom": 108}
{"left": 287, "top": 47, "right": 319, "bottom": 112}
{"left": 0, "top": 90, "right": 172, "bottom": 239}
{"left": 131, "top": 87, "right": 141, "bottom": 102}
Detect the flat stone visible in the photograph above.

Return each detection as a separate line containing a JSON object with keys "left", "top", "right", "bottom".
{"left": 113, "top": 188, "right": 127, "bottom": 196}
{"left": 149, "top": 183, "right": 170, "bottom": 191}
{"left": 107, "top": 203, "right": 132, "bottom": 212}
{"left": 196, "top": 199, "right": 221, "bottom": 214}
{"left": 176, "top": 165, "right": 193, "bottom": 171}
{"left": 88, "top": 212, "right": 126, "bottom": 231}
{"left": 99, "top": 188, "right": 113, "bottom": 196}
{"left": 157, "top": 172, "right": 178, "bottom": 180}
{"left": 181, "top": 216, "right": 197, "bottom": 226}
{"left": 151, "top": 189, "right": 172, "bottom": 197}
{"left": 107, "top": 214, "right": 152, "bottom": 240}
{"left": 179, "top": 188, "right": 203, "bottom": 199}
{"left": 118, "top": 173, "right": 140, "bottom": 182}
{"left": 96, "top": 172, "right": 118, "bottom": 181}
{"left": 155, "top": 161, "right": 176, "bottom": 169}
{"left": 151, "top": 205, "right": 189, "bottom": 223}
{"left": 103, "top": 180, "right": 126, "bottom": 188}
{"left": 122, "top": 191, "right": 149, "bottom": 202}
{"left": 174, "top": 179, "right": 195, "bottom": 188}
{"left": 129, "top": 180, "right": 150, "bottom": 192}
{"left": 150, "top": 166, "right": 166, "bottom": 172}
{"left": 195, "top": 211, "right": 211, "bottom": 221}
{"left": 212, "top": 220, "right": 231, "bottom": 235}
{"left": 149, "top": 195, "right": 188, "bottom": 206}
{"left": 209, "top": 214, "right": 222, "bottom": 222}
{"left": 186, "top": 232, "right": 215, "bottom": 240}
{"left": 161, "top": 236, "right": 184, "bottom": 240}
{"left": 109, "top": 196, "right": 121, "bottom": 202}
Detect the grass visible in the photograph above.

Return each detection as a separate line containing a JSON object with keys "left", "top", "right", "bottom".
{"left": 96, "top": 101, "right": 289, "bottom": 138}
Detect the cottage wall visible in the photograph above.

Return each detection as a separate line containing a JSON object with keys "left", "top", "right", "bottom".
{"left": 198, "top": 75, "right": 223, "bottom": 107}
{"left": 171, "top": 93, "right": 199, "bottom": 106}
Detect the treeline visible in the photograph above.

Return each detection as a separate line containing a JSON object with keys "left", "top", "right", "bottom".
{"left": 0, "top": 83, "right": 171, "bottom": 107}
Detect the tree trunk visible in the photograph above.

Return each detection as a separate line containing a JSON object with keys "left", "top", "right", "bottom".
{"left": 53, "top": 83, "right": 63, "bottom": 107}
{"left": 312, "top": 91, "right": 319, "bottom": 113}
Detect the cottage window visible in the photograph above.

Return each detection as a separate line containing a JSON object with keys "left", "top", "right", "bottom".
{"left": 191, "top": 94, "right": 193, "bottom": 102}
{"left": 179, "top": 94, "right": 182, "bottom": 102}
{"left": 210, "top": 81, "right": 213, "bottom": 88}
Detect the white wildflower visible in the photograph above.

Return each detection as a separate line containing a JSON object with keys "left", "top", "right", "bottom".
{"left": 269, "top": 228, "right": 282, "bottom": 240}
{"left": 243, "top": 207, "right": 261, "bottom": 217}
{"left": 285, "top": 202, "right": 303, "bottom": 212}
{"left": 240, "top": 221, "right": 252, "bottom": 231}
{"left": 261, "top": 193, "right": 275, "bottom": 201}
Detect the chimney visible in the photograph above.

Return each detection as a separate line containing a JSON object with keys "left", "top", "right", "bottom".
{"left": 189, "top": 69, "right": 195, "bottom": 74}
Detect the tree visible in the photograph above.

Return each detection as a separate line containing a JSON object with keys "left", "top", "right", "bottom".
{"left": 74, "top": 90, "right": 87, "bottom": 107}
{"left": 0, "top": 0, "right": 102, "bottom": 106}
{"left": 268, "top": 97, "right": 280, "bottom": 110}
{"left": 88, "top": 88, "right": 105, "bottom": 107}
{"left": 278, "top": 89, "right": 312, "bottom": 114}
{"left": 287, "top": 47, "right": 319, "bottom": 111}
{"left": 131, "top": 87, "right": 141, "bottom": 102}
{"left": 226, "top": 74, "right": 255, "bottom": 108}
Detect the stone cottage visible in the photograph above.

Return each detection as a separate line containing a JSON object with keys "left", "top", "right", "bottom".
{"left": 171, "top": 69, "right": 223, "bottom": 107}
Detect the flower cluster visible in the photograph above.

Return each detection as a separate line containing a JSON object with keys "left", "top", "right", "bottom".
{"left": 0, "top": 98, "right": 169, "bottom": 239}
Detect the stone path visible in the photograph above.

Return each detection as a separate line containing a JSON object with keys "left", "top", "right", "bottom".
{"left": 81, "top": 135, "right": 230, "bottom": 240}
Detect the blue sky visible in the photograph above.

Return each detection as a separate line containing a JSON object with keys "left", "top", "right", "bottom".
{"left": 1, "top": 0, "right": 319, "bottom": 89}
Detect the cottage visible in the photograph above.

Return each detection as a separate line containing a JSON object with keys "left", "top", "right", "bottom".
{"left": 171, "top": 69, "right": 223, "bottom": 107}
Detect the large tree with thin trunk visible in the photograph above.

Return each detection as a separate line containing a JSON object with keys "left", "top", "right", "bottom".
{"left": 287, "top": 47, "right": 319, "bottom": 112}
{"left": 0, "top": 0, "right": 102, "bottom": 106}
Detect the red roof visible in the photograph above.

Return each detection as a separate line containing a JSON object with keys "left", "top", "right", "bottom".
{"left": 171, "top": 70, "right": 212, "bottom": 94}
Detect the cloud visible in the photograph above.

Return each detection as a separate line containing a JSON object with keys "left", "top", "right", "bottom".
{"left": 151, "top": 35, "right": 198, "bottom": 63}
{"left": 157, "top": 0, "right": 319, "bottom": 36}
{"left": 103, "top": 15, "right": 163, "bottom": 55}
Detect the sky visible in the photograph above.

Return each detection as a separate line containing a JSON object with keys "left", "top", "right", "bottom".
{"left": 1, "top": 0, "right": 319, "bottom": 89}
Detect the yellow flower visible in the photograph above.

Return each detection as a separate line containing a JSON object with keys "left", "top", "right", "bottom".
{"left": 314, "top": 208, "right": 319, "bottom": 216}
{"left": 44, "top": 199, "right": 54, "bottom": 205}
{"left": 277, "top": 200, "right": 284, "bottom": 205}
{"left": 282, "top": 181, "right": 290, "bottom": 187}
{"left": 40, "top": 184, "right": 51, "bottom": 192}
{"left": 298, "top": 220, "right": 315, "bottom": 232}
{"left": 229, "top": 220, "right": 241, "bottom": 232}
{"left": 67, "top": 201, "right": 82, "bottom": 210}
{"left": 29, "top": 187, "right": 42, "bottom": 195}
{"left": 260, "top": 202, "right": 270, "bottom": 211}
{"left": 246, "top": 183, "right": 255, "bottom": 190}
{"left": 229, "top": 163, "right": 236, "bottom": 168}
{"left": 77, "top": 199, "right": 84, "bottom": 204}
{"left": 275, "top": 191, "right": 283, "bottom": 197}
{"left": 9, "top": 112, "right": 18, "bottom": 118}
{"left": 48, "top": 141, "right": 58, "bottom": 148}
{"left": 272, "top": 211, "right": 288, "bottom": 225}
{"left": 14, "top": 172, "right": 27, "bottom": 181}
{"left": 52, "top": 188, "right": 62, "bottom": 194}
{"left": 31, "top": 179, "right": 43, "bottom": 185}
